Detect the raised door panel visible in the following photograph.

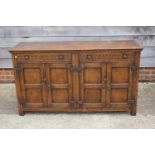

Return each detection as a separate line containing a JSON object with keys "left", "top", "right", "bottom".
{"left": 79, "top": 63, "right": 106, "bottom": 109}
{"left": 19, "top": 64, "right": 47, "bottom": 108}
{"left": 106, "top": 62, "right": 132, "bottom": 110}
{"left": 46, "top": 64, "right": 73, "bottom": 109}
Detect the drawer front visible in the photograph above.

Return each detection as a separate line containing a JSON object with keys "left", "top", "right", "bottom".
{"left": 79, "top": 51, "right": 134, "bottom": 63}
{"left": 14, "top": 53, "right": 72, "bottom": 63}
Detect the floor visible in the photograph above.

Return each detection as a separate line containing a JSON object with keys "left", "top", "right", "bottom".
{"left": 0, "top": 83, "right": 155, "bottom": 128}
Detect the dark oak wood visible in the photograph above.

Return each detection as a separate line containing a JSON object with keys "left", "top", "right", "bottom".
{"left": 10, "top": 41, "right": 142, "bottom": 116}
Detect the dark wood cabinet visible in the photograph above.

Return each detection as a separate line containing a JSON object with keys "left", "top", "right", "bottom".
{"left": 10, "top": 41, "right": 142, "bottom": 115}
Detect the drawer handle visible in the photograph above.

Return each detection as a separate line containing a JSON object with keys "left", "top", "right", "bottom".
{"left": 24, "top": 55, "right": 30, "bottom": 60}
{"left": 86, "top": 55, "right": 93, "bottom": 59}
{"left": 58, "top": 55, "right": 64, "bottom": 60}
{"left": 122, "top": 54, "right": 128, "bottom": 59}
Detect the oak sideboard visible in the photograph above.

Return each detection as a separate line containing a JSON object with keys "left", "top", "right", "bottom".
{"left": 10, "top": 41, "right": 143, "bottom": 116}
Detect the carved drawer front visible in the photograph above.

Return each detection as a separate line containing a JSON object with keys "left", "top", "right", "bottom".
{"left": 79, "top": 51, "right": 133, "bottom": 62}
{"left": 15, "top": 53, "right": 71, "bottom": 63}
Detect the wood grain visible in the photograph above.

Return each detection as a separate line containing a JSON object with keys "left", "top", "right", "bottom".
{"left": 10, "top": 40, "right": 142, "bottom": 51}
{"left": 11, "top": 41, "right": 142, "bottom": 115}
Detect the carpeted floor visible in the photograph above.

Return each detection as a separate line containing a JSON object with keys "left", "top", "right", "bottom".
{"left": 0, "top": 83, "right": 155, "bottom": 128}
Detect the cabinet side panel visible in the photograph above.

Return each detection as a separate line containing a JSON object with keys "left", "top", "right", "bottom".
{"left": 12, "top": 53, "right": 24, "bottom": 115}
{"left": 130, "top": 51, "right": 141, "bottom": 115}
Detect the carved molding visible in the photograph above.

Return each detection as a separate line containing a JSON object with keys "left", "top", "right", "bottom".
{"left": 15, "top": 53, "right": 72, "bottom": 63}
{"left": 80, "top": 52, "right": 133, "bottom": 62}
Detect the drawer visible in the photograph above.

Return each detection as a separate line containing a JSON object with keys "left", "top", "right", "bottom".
{"left": 79, "top": 51, "right": 133, "bottom": 62}
{"left": 14, "top": 53, "right": 72, "bottom": 63}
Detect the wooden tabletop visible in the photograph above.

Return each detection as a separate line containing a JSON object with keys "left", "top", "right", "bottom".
{"left": 10, "top": 40, "right": 143, "bottom": 52}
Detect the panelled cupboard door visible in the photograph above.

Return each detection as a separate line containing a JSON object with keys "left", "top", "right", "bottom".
{"left": 106, "top": 62, "right": 132, "bottom": 110}
{"left": 46, "top": 63, "right": 73, "bottom": 109}
{"left": 79, "top": 63, "right": 106, "bottom": 109}
{"left": 18, "top": 64, "right": 47, "bottom": 108}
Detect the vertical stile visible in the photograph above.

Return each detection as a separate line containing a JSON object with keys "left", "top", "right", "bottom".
{"left": 80, "top": 63, "right": 84, "bottom": 105}
{"left": 68, "top": 63, "right": 73, "bottom": 106}
{"left": 46, "top": 65, "right": 52, "bottom": 107}
{"left": 42, "top": 63, "right": 48, "bottom": 107}
{"left": 72, "top": 53, "right": 80, "bottom": 106}
{"left": 128, "top": 63, "right": 132, "bottom": 109}
{"left": 101, "top": 64, "right": 106, "bottom": 108}
{"left": 106, "top": 63, "right": 111, "bottom": 108}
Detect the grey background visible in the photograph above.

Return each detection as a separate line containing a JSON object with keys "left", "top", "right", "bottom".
{"left": 0, "top": 26, "right": 155, "bottom": 68}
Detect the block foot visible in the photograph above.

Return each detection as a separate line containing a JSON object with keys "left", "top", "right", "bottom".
{"left": 130, "top": 111, "right": 136, "bottom": 116}
{"left": 19, "top": 111, "right": 25, "bottom": 116}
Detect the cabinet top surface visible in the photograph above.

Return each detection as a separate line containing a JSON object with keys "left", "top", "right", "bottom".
{"left": 10, "top": 40, "right": 143, "bottom": 52}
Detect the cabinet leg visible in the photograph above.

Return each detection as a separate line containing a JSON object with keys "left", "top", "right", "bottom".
{"left": 19, "top": 111, "right": 25, "bottom": 116}
{"left": 130, "top": 110, "right": 136, "bottom": 116}
{"left": 130, "top": 101, "right": 137, "bottom": 116}
{"left": 18, "top": 104, "right": 25, "bottom": 116}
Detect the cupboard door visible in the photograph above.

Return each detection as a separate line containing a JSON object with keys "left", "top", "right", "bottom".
{"left": 79, "top": 63, "right": 106, "bottom": 109}
{"left": 19, "top": 63, "right": 47, "bottom": 108}
{"left": 106, "top": 62, "right": 132, "bottom": 110}
{"left": 46, "top": 64, "right": 73, "bottom": 109}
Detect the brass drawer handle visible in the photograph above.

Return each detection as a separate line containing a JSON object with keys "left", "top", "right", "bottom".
{"left": 24, "top": 55, "right": 30, "bottom": 60}
{"left": 58, "top": 55, "right": 64, "bottom": 60}
{"left": 122, "top": 54, "right": 128, "bottom": 59}
{"left": 86, "top": 55, "right": 93, "bottom": 59}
